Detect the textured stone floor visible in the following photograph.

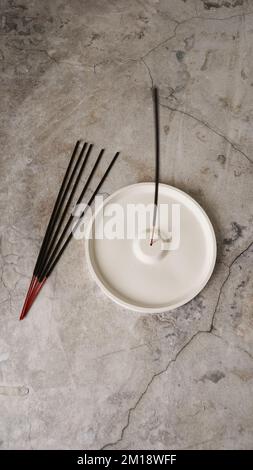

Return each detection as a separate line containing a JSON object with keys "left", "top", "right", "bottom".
{"left": 0, "top": 0, "right": 253, "bottom": 450}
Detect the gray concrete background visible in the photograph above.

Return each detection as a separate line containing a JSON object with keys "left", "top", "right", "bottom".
{"left": 0, "top": 0, "right": 252, "bottom": 449}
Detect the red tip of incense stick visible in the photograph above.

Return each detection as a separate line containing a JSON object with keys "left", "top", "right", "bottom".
{"left": 19, "top": 278, "right": 46, "bottom": 320}
{"left": 19, "top": 308, "right": 29, "bottom": 321}
{"left": 19, "top": 275, "right": 36, "bottom": 320}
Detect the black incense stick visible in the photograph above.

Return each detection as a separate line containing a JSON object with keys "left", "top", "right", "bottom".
{"left": 38, "top": 143, "right": 93, "bottom": 272}
{"left": 37, "top": 147, "right": 105, "bottom": 282}
{"left": 22, "top": 146, "right": 103, "bottom": 316}
{"left": 35, "top": 140, "right": 82, "bottom": 273}
{"left": 45, "top": 151, "right": 120, "bottom": 279}
{"left": 36, "top": 140, "right": 88, "bottom": 279}
{"left": 150, "top": 86, "right": 160, "bottom": 246}
{"left": 20, "top": 140, "right": 81, "bottom": 317}
{"left": 20, "top": 150, "right": 120, "bottom": 319}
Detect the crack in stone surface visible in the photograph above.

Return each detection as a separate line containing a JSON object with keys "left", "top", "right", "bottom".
{"left": 141, "top": 11, "right": 253, "bottom": 60}
{"left": 141, "top": 57, "right": 154, "bottom": 88}
{"left": 9, "top": 11, "right": 253, "bottom": 76}
{"left": 134, "top": 58, "right": 253, "bottom": 164}
{"left": 138, "top": 14, "right": 253, "bottom": 166}
{"left": 161, "top": 104, "right": 253, "bottom": 164}
{"left": 101, "top": 240, "right": 253, "bottom": 449}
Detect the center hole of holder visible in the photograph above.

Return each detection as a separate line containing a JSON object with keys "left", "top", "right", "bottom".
{"left": 133, "top": 229, "right": 168, "bottom": 264}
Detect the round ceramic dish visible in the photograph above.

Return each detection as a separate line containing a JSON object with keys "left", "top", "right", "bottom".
{"left": 85, "top": 183, "right": 216, "bottom": 313}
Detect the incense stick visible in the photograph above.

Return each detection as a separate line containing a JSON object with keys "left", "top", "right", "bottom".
{"left": 37, "top": 147, "right": 105, "bottom": 281}
{"left": 38, "top": 143, "right": 93, "bottom": 273}
{"left": 20, "top": 150, "right": 120, "bottom": 320}
{"left": 20, "top": 146, "right": 103, "bottom": 318}
{"left": 45, "top": 151, "right": 120, "bottom": 280}
{"left": 150, "top": 86, "right": 160, "bottom": 246}
{"left": 20, "top": 140, "right": 81, "bottom": 318}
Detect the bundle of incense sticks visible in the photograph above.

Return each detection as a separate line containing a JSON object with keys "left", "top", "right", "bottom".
{"left": 20, "top": 141, "right": 120, "bottom": 320}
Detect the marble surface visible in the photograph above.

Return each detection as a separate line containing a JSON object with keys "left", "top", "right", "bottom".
{"left": 0, "top": 0, "right": 253, "bottom": 450}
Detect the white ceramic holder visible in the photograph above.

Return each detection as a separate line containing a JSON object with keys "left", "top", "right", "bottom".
{"left": 85, "top": 183, "right": 216, "bottom": 313}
